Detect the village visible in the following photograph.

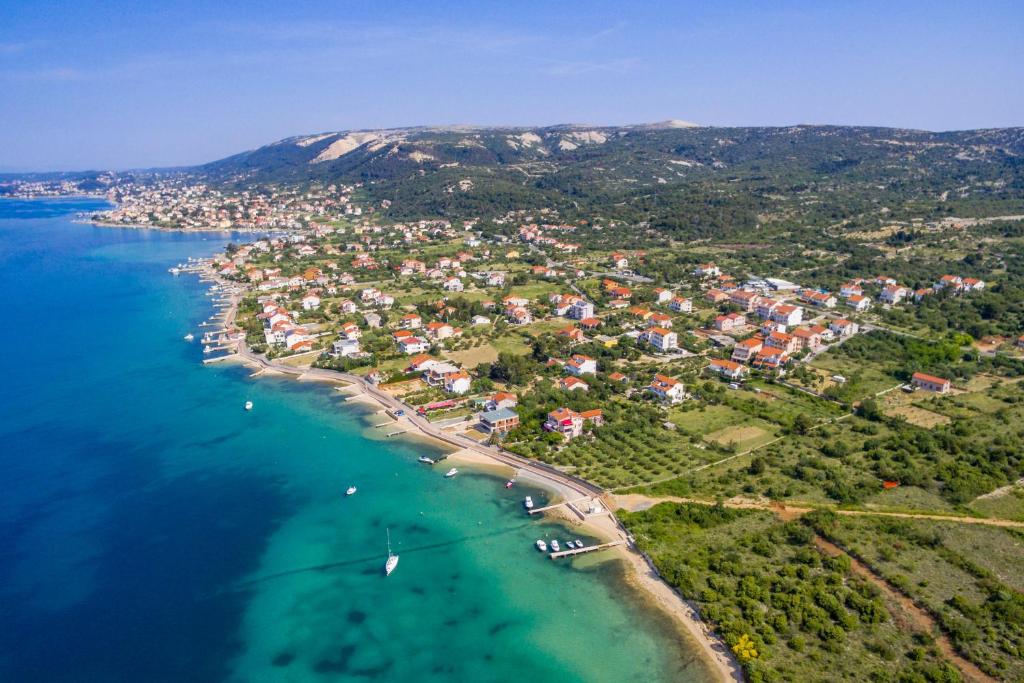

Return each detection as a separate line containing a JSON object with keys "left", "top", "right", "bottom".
{"left": 183, "top": 209, "right": 1010, "bottom": 493}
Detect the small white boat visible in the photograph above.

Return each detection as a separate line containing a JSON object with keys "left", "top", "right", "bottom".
{"left": 524, "top": 496, "right": 534, "bottom": 510}
{"left": 574, "top": 539, "right": 584, "bottom": 548}
{"left": 535, "top": 539, "right": 548, "bottom": 552}
{"left": 184, "top": 333, "right": 194, "bottom": 342}
{"left": 417, "top": 456, "right": 435, "bottom": 465}
{"left": 385, "top": 528, "right": 399, "bottom": 576}
{"left": 346, "top": 486, "right": 357, "bottom": 496}
{"left": 203, "top": 345, "right": 212, "bottom": 354}
{"left": 444, "top": 468, "right": 458, "bottom": 478}
{"left": 550, "top": 540, "right": 561, "bottom": 552}
{"left": 244, "top": 401, "right": 253, "bottom": 411}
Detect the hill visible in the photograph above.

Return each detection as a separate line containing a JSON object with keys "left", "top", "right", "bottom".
{"left": 194, "top": 123, "right": 1024, "bottom": 233}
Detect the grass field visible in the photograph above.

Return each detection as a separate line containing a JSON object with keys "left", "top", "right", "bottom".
{"left": 444, "top": 345, "right": 499, "bottom": 368}
{"left": 703, "top": 424, "right": 776, "bottom": 451}
{"left": 809, "top": 354, "right": 898, "bottom": 398}
{"left": 885, "top": 403, "right": 950, "bottom": 428}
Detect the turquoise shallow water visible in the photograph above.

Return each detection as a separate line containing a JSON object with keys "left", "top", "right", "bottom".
{"left": 0, "top": 199, "right": 711, "bottom": 682}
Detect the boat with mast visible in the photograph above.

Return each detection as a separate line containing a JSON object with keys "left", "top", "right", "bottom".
{"left": 385, "top": 528, "right": 399, "bottom": 576}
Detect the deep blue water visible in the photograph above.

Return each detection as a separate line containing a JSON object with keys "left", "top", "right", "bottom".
{"left": 0, "top": 199, "right": 710, "bottom": 682}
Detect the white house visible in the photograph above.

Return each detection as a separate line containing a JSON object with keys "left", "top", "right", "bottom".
{"left": 647, "top": 374, "right": 685, "bottom": 403}
{"left": 569, "top": 299, "right": 595, "bottom": 320}
{"left": 331, "top": 338, "right": 361, "bottom": 357}
{"left": 565, "top": 354, "right": 598, "bottom": 376}
{"left": 829, "top": 319, "right": 859, "bottom": 337}
{"left": 708, "top": 358, "right": 748, "bottom": 381}
{"left": 301, "top": 294, "right": 321, "bottom": 310}
{"left": 443, "top": 370, "right": 472, "bottom": 395}
{"left": 398, "top": 336, "right": 429, "bottom": 354}
{"left": 644, "top": 326, "right": 678, "bottom": 351}
{"left": 669, "top": 297, "right": 693, "bottom": 313}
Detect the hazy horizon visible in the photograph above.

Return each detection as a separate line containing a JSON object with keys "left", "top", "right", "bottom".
{"left": 2, "top": 0, "right": 1021, "bottom": 171}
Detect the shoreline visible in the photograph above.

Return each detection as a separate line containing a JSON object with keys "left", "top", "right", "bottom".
{"left": 205, "top": 266, "right": 743, "bottom": 683}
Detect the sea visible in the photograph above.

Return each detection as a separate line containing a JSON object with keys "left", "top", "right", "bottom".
{"left": 0, "top": 198, "right": 711, "bottom": 683}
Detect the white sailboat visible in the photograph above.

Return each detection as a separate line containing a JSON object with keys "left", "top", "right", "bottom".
{"left": 385, "top": 528, "right": 399, "bottom": 576}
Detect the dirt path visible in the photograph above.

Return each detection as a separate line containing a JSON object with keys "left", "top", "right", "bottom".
{"left": 613, "top": 494, "right": 1024, "bottom": 528}
{"left": 813, "top": 537, "right": 996, "bottom": 683}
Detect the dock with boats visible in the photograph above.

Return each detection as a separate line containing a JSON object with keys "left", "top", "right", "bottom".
{"left": 549, "top": 540, "right": 624, "bottom": 560}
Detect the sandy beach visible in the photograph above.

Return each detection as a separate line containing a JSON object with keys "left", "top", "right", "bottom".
{"left": 216, "top": 276, "right": 743, "bottom": 683}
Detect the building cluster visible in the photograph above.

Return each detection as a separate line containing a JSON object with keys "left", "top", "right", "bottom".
{"left": 92, "top": 178, "right": 361, "bottom": 231}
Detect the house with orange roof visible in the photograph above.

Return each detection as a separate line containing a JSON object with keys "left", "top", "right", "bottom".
{"left": 669, "top": 297, "right": 693, "bottom": 313}
{"left": 558, "top": 326, "right": 585, "bottom": 343}
{"left": 443, "top": 370, "right": 472, "bottom": 395}
{"left": 765, "top": 330, "right": 798, "bottom": 354}
{"left": 397, "top": 336, "right": 429, "bottom": 354}
{"left": 847, "top": 294, "right": 872, "bottom": 311}
{"left": 752, "top": 347, "right": 789, "bottom": 369}
{"left": 791, "top": 327, "right": 823, "bottom": 351}
{"left": 544, "top": 407, "right": 599, "bottom": 439}
{"left": 486, "top": 392, "right": 518, "bottom": 411}
{"left": 705, "top": 289, "right": 730, "bottom": 304}
{"left": 911, "top": 372, "right": 951, "bottom": 393}
{"left": 715, "top": 312, "right": 746, "bottom": 332}
{"left": 708, "top": 358, "right": 748, "bottom": 381}
{"left": 558, "top": 376, "right": 590, "bottom": 392}
{"left": 399, "top": 313, "right": 423, "bottom": 329}
{"left": 407, "top": 354, "right": 438, "bottom": 372}
{"left": 731, "top": 337, "right": 763, "bottom": 363}
{"left": 643, "top": 326, "right": 678, "bottom": 351}
{"left": 829, "top": 319, "right": 859, "bottom": 337}
{"left": 729, "top": 289, "right": 760, "bottom": 311}
{"left": 770, "top": 304, "right": 803, "bottom": 326}
{"left": 425, "top": 321, "right": 455, "bottom": 340}
{"left": 565, "top": 354, "right": 597, "bottom": 376}
{"left": 653, "top": 288, "right": 672, "bottom": 304}
{"left": 647, "top": 374, "right": 685, "bottom": 403}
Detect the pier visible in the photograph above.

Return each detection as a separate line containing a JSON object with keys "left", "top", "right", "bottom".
{"left": 549, "top": 540, "right": 624, "bottom": 560}
{"left": 529, "top": 497, "right": 592, "bottom": 520}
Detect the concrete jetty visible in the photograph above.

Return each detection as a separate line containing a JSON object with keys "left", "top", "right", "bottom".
{"left": 549, "top": 540, "right": 624, "bottom": 560}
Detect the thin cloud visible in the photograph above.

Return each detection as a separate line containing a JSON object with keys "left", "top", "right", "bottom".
{"left": 540, "top": 57, "right": 640, "bottom": 77}
{"left": 0, "top": 40, "right": 47, "bottom": 56}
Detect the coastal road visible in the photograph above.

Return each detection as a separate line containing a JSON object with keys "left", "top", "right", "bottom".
{"left": 233, "top": 341, "right": 606, "bottom": 505}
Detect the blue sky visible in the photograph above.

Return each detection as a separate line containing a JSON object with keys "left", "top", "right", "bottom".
{"left": 1, "top": 0, "right": 1021, "bottom": 170}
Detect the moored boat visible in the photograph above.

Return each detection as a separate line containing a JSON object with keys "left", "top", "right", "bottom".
{"left": 385, "top": 528, "right": 399, "bottom": 576}
{"left": 346, "top": 486, "right": 357, "bottom": 496}
{"left": 417, "top": 456, "right": 435, "bottom": 465}
{"left": 550, "top": 539, "right": 561, "bottom": 552}
{"left": 535, "top": 539, "right": 548, "bottom": 552}
{"left": 244, "top": 401, "right": 253, "bottom": 411}
{"left": 523, "top": 496, "right": 534, "bottom": 510}
{"left": 444, "top": 468, "right": 458, "bottom": 478}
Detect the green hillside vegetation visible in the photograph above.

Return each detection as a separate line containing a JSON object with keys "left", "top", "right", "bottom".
{"left": 620, "top": 502, "right": 960, "bottom": 682}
